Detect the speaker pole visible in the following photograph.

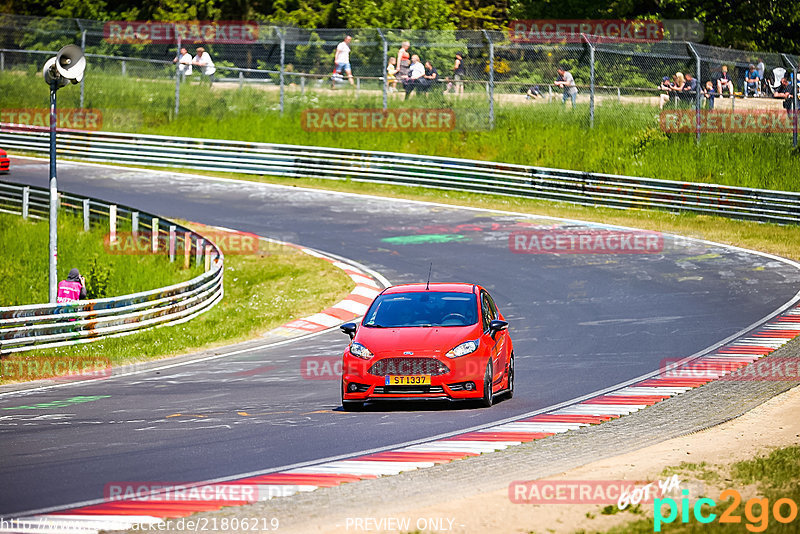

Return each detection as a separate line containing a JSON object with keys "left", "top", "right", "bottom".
{"left": 48, "top": 77, "right": 58, "bottom": 302}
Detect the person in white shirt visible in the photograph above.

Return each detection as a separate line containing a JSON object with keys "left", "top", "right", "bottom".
{"left": 332, "top": 35, "right": 354, "bottom": 88}
{"left": 192, "top": 47, "right": 216, "bottom": 83}
{"left": 403, "top": 54, "right": 425, "bottom": 99}
{"left": 172, "top": 47, "right": 192, "bottom": 81}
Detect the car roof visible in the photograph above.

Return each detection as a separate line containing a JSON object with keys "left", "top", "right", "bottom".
{"left": 382, "top": 283, "right": 479, "bottom": 295}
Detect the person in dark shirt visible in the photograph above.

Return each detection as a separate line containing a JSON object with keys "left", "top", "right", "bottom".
{"left": 419, "top": 61, "right": 439, "bottom": 94}
{"left": 774, "top": 77, "right": 795, "bottom": 117}
{"left": 702, "top": 81, "right": 717, "bottom": 109}
{"left": 681, "top": 72, "right": 698, "bottom": 104}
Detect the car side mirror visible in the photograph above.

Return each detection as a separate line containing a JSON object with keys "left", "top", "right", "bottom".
{"left": 340, "top": 322, "right": 357, "bottom": 340}
{"left": 489, "top": 319, "right": 508, "bottom": 339}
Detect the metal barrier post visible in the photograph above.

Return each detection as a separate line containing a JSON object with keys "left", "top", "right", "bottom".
{"left": 301, "top": 75, "right": 305, "bottom": 95}
{"left": 687, "top": 43, "right": 701, "bottom": 144}
{"left": 196, "top": 238, "right": 204, "bottom": 266}
{"left": 131, "top": 211, "right": 139, "bottom": 238}
{"left": 83, "top": 198, "right": 90, "bottom": 231}
{"left": 174, "top": 30, "right": 181, "bottom": 117}
{"left": 151, "top": 217, "right": 159, "bottom": 253}
{"left": 121, "top": 60, "right": 126, "bottom": 76}
{"left": 184, "top": 232, "right": 191, "bottom": 269}
{"left": 169, "top": 225, "right": 176, "bottom": 262}
{"left": 238, "top": 71, "right": 244, "bottom": 89}
{"left": 1, "top": 52, "right": 4, "bottom": 71}
{"left": 482, "top": 30, "right": 495, "bottom": 130}
{"left": 48, "top": 78, "right": 58, "bottom": 303}
{"left": 204, "top": 245, "right": 212, "bottom": 271}
{"left": 22, "top": 186, "right": 29, "bottom": 219}
{"left": 80, "top": 30, "right": 86, "bottom": 109}
{"left": 783, "top": 54, "right": 798, "bottom": 149}
{"left": 277, "top": 28, "right": 285, "bottom": 116}
{"left": 378, "top": 29, "right": 388, "bottom": 111}
{"left": 109, "top": 204, "right": 117, "bottom": 243}
{"left": 582, "top": 34, "right": 595, "bottom": 129}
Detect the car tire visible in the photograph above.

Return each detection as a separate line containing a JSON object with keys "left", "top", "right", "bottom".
{"left": 505, "top": 352, "right": 515, "bottom": 399}
{"left": 341, "top": 381, "right": 364, "bottom": 411}
{"left": 480, "top": 360, "right": 493, "bottom": 408}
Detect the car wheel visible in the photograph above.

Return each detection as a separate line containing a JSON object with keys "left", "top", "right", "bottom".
{"left": 506, "top": 352, "right": 515, "bottom": 399}
{"left": 341, "top": 382, "right": 364, "bottom": 411}
{"left": 480, "top": 360, "right": 493, "bottom": 408}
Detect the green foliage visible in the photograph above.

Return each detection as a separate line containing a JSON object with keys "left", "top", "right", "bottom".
{"left": 84, "top": 255, "right": 111, "bottom": 299}
{"left": 338, "top": 0, "right": 454, "bottom": 29}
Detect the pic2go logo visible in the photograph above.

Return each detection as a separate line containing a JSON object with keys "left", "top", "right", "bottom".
{"left": 654, "top": 489, "right": 799, "bottom": 532}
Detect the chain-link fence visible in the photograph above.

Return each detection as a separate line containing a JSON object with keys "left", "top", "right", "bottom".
{"left": 0, "top": 14, "right": 797, "bottom": 144}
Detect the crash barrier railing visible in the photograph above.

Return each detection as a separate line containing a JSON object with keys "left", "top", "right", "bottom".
{"left": 1, "top": 125, "right": 799, "bottom": 225}
{"left": 0, "top": 179, "right": 224, "bottom": 354}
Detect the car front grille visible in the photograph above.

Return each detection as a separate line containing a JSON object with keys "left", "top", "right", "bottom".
{"left": 373, "top": 386, "right": 445, "bottom": 395}
{"left": 368, "top": 357, "right": 450, "bottom": 376}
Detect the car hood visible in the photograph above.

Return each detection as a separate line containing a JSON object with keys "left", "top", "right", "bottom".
{"left": 354, "top": 324, "right": 481, "bottom": 356}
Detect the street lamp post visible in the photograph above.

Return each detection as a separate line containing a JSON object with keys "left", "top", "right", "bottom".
{"left": 42, "top": 45, "right": 86, "bottom": 302}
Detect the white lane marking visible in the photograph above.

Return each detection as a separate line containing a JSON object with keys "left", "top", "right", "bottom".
{"left": 552, "top": 404, "right": 647, "bottom": 416}
{"left": 330, "top": 300, "right": 369, "bottom": 315}
{"left": 297, "top": 313, "right": 341, "bottom": 328}
{"left": 484, "top": 422, "right": 586, "bottom": 433}
{"left": 606, "top": 386, "right": 691, "bottom": 396}
{"left": 351, "top": 285, "right": 381, "bottom": 299}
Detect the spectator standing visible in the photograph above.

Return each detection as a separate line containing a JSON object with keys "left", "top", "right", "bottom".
{"left": 453, "top": 53, "right": 465, "bottom": 95}
{"left": 173, "top": 47, "right": 192, "bottom": 81}
{"left": 403, "top": 54, "right": 425, "bottom": 100}
{"left": 192, "top": 47, "right": 216, "bottom": 84}
{"left": 682, "top": 72, "right": 698, "bottom": 104}
{"left": 386, "top": 56, "right": 398, "bottom": 92}
{"left": 659, "top": 75, "right": 674, "bottom": 109}
{"left": 744, "top": 64, "right": 760, "bottom": 97}
{"left": 756, "top": 58, "right": 765, "bottom": 80}
{"left": 57, "top": 268, "right": 86, "bottom": 303}
{"left": 702, "top": 81, "right": 716, "bottom": 109}
{"left": 555, "top": 65, "right": 577, "bottom": 107}
{"left": 396, "top": 41, "right": 411, "bottom": 79}
{"left": 333, "top": 35, "right": 355, "bottom": 88}
{"left": 716, "top": 65, "right": 734, "bottom": 98}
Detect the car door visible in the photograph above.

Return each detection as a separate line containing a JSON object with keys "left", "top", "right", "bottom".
{"left": 480, "top": 290, "right": 502, "bottom": 389}
{"left": 484, "top": 290, "right": 510, "bottom": 387}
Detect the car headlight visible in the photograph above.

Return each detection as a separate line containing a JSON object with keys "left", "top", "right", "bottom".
{"left": 349, "top": 342, "right": 373, "bottom": 360}
{"left": 445, "top": 339, "right": 479, "bottom": 359}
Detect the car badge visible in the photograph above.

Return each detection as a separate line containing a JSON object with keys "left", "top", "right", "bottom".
{"left": 403, "top": 351, "right": 414, "bottom": 355}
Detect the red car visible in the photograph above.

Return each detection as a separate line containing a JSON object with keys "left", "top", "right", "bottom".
{"left": 0, "top": 149, "right": 9, "bottom": 173}
{"left": 340, "top": 283, "right": 514, "bottom": 410}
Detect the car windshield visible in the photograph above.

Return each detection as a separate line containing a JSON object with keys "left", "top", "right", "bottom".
{"left": 363, "top": 291, "right": 478, "bottom": 328}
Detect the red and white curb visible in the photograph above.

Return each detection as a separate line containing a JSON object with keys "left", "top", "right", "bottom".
{"left": 8, "top": 307, "right": 800, "bottom": 533}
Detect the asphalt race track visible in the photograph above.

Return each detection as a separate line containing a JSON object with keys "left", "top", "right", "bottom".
{"left": 2, "top": 156, "right": 799, "bottom": 515}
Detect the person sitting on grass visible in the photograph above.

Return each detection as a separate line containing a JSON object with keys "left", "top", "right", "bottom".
{"left": 418, "top": 61, "right": 439, "bottom": 95}
{"left": 57, "top": 268, "right": 86, "bottom": 303}
{"left": 715, "top": 65, "right": 734, "bottom": 99}
{"left": 744, "top": 64, "right": 760, "bottom": 97}
{"left": 659, "top": 76, "right": 674, "bottom": 109}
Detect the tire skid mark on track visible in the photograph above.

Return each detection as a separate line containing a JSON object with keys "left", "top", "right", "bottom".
{"left": 10, "top": 308, "right": 800, "bottom": 533}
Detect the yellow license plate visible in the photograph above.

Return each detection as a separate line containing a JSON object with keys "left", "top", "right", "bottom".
{"left": 386, "top": 375, "right": 431, "bottom": 386}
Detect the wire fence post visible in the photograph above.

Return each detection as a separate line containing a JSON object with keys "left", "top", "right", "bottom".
{"left": 581, "top": 34, "right": 595, "bottom": 129}
{"left": 687, "top": 43, "right": 701, "bottom": 144}
{"left": 277, "top": 28, "right": 285, "bottom": 116}
{"left": 377, "top": 29, "right": 388, "bottom": 111}
{"left": 22, "top": 186, "right": 29, "bottom": 219}
{"left": 482, "top": 30, "right": 494, "bottom": 130}
{"left": 173, "top": 29, "right": 181, "bottom": 118}
{"left": 783, "top": 53, "right": 798, "bottom": 149}
{"left": 79, "top": 29, "right": 86, "bottom": 109}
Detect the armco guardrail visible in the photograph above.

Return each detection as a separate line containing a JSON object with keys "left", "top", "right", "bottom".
{"left": 0, "top": 180, "right": 224, "bottom": 354}
{"left": 1, "top": 125, "right": 799, "bottom": 224}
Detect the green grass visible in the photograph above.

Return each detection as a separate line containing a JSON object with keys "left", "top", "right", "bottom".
{"left": 590, "top": 446, "right": 800, "bottom": 533}
{"left": 2, "top": 69, "right": 798, "bottom": 191}
{"left": 0, "top": 212, "right": 353, "bottom": 384}
{"left": 0, "top": 211, "right": 200, "bottom": 305}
